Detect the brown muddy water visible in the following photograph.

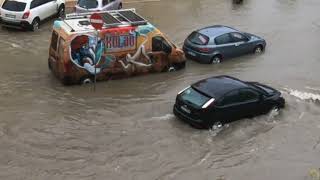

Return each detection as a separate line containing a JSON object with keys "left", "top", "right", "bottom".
{"left": 1, "top": 0, "right": 320, "bottom": 179}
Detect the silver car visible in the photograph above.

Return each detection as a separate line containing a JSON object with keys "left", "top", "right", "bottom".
{"left": 183, "top": 25, "right": 266, "bottom": 64}
{"left": 75, "top": 0, "right": 122, "bottom": 13}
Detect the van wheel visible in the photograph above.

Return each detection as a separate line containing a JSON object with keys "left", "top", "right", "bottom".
{"left": 80, "top": 76, "right": 93, "bottom": 85}
{"left": 211, "top": 55, "right": 222, "bottom": 64}
{"left": 31, "top": 18, "right": 40, "bottom": 31}
{"left": 57, "top": 5, "right": 65, "bottom": 18}
{"left": 168, "top": 66, "right": 176, "bottom": 72}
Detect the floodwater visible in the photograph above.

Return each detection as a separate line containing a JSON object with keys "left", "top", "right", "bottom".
{"left": 0, "top": 0, "right": 320, "bottom": 179}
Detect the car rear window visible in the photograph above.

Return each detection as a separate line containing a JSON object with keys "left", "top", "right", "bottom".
{"left": 180, "top": 87, "right": 210, "bottom": 108}
{"left": 2, "top": 0, "right": 26, "bottom": 11}
{"left": 187, "top": 32, "right": 209, "bottom": 45}
{"left": 78, "top": 0, "right": 98, "bottom": 9}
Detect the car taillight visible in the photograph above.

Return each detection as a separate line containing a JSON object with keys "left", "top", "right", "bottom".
{"left": 22, "top": 11, "right": 30, "bottom": 19}
{"left": 202, "top": 98, "right": 215, "bottom": 109}
{"left": 198, "top": 47, "right": 214, "bottom": 53}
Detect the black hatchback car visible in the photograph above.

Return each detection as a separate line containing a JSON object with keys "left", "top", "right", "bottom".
{"left": 173, "top": 76, "right": 285, "bottom": 129}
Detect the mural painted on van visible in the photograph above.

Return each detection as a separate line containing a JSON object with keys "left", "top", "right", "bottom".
{"left": 50, "top": 22, "right": 186, "bottom": 85}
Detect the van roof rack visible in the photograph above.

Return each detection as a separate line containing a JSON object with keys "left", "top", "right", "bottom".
{"left": 65, "top": 8, "right": 148, "bottom": 29}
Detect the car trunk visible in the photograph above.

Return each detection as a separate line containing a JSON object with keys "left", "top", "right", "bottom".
{"left": 1, "top": 0, "right": 26, "bottom": 21}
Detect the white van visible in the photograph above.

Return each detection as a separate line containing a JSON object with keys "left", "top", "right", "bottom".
{"left": 0, "top": 0, "right": 65, "bottom": 31}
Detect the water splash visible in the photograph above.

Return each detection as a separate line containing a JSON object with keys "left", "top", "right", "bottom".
{"left": 284, "top": 88, "right": 320, "bottom": 102}
{"left": 150, "top": 114, "right": 175, "bottom": 121}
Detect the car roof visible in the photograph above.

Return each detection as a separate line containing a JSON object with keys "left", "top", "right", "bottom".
{"left": 191, "top": 75, "right": 249, "bottom": 99}
{"left": 197, "top": 25, "right": 238, "bottom": 38}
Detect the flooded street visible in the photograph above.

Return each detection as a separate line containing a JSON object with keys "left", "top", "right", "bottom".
{"left": 1, "top": 0, "right": 320, "bottom": 179}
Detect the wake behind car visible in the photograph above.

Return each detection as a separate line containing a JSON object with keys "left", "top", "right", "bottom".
{"left": 173, "top": 76, "right": 285, "bottom": 129}
{"left": 48, "top": 9, "right": 185, "bottom": 85}
{"left": 183, "top": 25, "right": 266, "bottom": 64}
{"left": 0, "top": 0, "right": 65, "bottom": 31}
{"left": 75, "top": 0, "right": 122, "bottom": 13}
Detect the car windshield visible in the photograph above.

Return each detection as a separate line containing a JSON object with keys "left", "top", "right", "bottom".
{"left": 78, "top": 0, "right": 98, "bottom": 9}
{"left": 187, "top": 32, "right": 209, "bottom": 45}
{"left": 180, "top": 87, "right": 210, "bottom": 108}
{"left": 2, "top": 0, "right": 26, "bottom": 11}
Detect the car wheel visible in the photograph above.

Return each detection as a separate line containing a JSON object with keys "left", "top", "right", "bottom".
{"left": 31, "top": 18, "right": 40, "bottom": 31}
{"left": 211, "top": 55, "right": 222, "bottom": 64}
{"left": 254, "top": 45, "right": 263, "bottom": 54}
{"left": 118, "top": 3, "right": 122, "bottom": 9}
{"left": 57, "top": 5, "right": 65, "bottom": 18}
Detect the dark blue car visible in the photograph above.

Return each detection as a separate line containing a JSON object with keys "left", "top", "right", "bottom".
{"left": 183, "top": 25, "right": 266, "bottom": 64}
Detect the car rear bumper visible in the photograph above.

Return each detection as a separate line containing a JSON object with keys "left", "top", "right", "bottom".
{"left": 0, "top": 18, "right": 31, "bottom": 29}
{"left": 173, "top": 104, "right": 207, "bottom": 129}
{"left": 183, "top": 45, "right": 212, "bottom": 64}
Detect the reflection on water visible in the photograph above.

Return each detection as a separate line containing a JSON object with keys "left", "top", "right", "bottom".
{"left": 0, "top": 0, "right": 320, "bottom": 179}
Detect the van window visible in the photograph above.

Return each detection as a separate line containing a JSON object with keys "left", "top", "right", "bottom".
{"left": 78, "top": 0, "right": 98, "bottom": 9}
{"left": 51, "top": 31, "right": 59, "bottom": 51}
{"left": 2, "top": 0, "right": 26, "bottom": 11}
{"left": 152, "top": 36, "right": 172, "bottom": 54}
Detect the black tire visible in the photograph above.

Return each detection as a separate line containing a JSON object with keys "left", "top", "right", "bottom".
{"left": 254, "top": 45, "right": 263, "bottom": 54}
{"left": 57, "top": 5, "right": 65, "bottom": 18}
{"left": 211, "top": 55, "right": 222, "bottom": 64}
{"left": 30, "top": 18, "right": 40, "bottom": 31}
{"left": 80, "top": 75, "right": 93, "bottom": 85}
{"left": 118, "top": 3, "right": 122, "bottom": 9}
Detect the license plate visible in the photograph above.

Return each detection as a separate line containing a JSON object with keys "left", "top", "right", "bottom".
{"left": 187, "top": 51, "right": 196, "bottom": 56}
{"left": 5, "top": 14, "right": 16, "bottom": 18}
{"left": 181, "top": 105, "right": 191, "bottom": 114}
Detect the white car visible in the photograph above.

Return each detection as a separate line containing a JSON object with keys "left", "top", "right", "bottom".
{"left": 75, "top": 0, "right": 122, "bottom": 13}
{"left": 0, "top": 0, "right": 65, "bottom": 31}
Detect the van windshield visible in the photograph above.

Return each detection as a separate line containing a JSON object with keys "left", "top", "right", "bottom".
{"left": 2, "top": 0, "right": 26, "bottom": 11}
{"left": 180, "top": 87, "right": 210, "bottom": 108}
{"left": 78, "top": 0, "right": 98, "bottom": 9}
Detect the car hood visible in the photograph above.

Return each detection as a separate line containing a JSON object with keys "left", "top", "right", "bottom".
{"left": 250, "top": 82, "right": 280, "bottom": 96}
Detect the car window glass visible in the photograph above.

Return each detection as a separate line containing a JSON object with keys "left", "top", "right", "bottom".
{"left": 187, "top": 32, "right": 209, "bottom": 45}
{"left": 51, "top": 31, "right": 59, "bottom": 51}
{"left": 239, "top": 89, "right": 259, "bottom": 102}
{"left": 231, "top": 32, "right": 247, "bottom": 42}
{"left": 215, "top": 33, "right": 233, "bottom": 45}
{"left": 219, "top": 90, "right": 242, "bottom": 106}
{"left": 2, "top": 0, "right": 26, "bottom": 11}
{"left": 78, "top": 0, "right": 98, "bottom": 9}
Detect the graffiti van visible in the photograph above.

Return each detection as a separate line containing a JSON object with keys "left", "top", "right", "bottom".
{"left": 48, "top": 9, "right": 186, "bottom": 85}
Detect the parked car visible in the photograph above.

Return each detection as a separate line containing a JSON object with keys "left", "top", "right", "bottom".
{"left": 0, "top": 0, "right": 65, "bottom": 31}
{"left": 183, "top": 25, "right": 266, "bottom": 64}
{"left": 75, "top": 0, "right": 122, "bottom": 13}
{"left": 173, "top": 76, "right": 285, "bottom": 129}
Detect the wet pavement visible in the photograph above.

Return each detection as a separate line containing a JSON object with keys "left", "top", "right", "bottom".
{"left": 1, "top": 0, "right": 320, "bottom": 179}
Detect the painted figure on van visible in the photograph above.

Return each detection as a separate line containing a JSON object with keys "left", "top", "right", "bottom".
{"left": 69, "top": 24, "right": 166, "bottom": 76}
